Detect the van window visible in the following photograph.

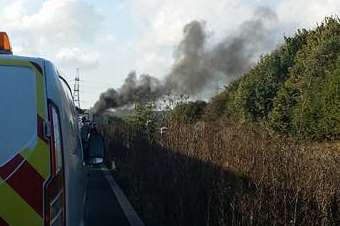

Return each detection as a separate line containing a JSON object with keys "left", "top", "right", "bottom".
{"left": 51, "top": 105, "right": 63, "bottom": 172}
{"left": 0, "top": 65, "right": 37, "bottom": 166}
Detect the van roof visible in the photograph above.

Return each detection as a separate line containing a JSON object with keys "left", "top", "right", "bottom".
{"left": 0, "top": 54, "right": 47, "bottom": 67}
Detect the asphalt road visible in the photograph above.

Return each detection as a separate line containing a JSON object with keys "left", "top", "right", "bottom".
{"left": 84, "top": 169, "right": 130, "bottom": 226}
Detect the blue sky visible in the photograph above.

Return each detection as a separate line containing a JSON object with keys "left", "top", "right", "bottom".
{"left": 1, "top": 0, "right": 339, "bottom": 108}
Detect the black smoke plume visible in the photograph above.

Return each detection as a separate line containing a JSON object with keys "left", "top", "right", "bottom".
{"left": 92, "top": 71, "right": 165, "bottom": 113}
{"left": 92, "top": 7, "right": 278, "bottom": 113}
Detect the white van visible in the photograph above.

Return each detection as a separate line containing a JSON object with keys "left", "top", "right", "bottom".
{"left": 0, "top": 32, "right": 87, "bottom": 226}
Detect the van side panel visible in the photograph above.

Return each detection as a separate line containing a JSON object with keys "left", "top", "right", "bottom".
{"left": 0, "top": 59, "right": 49, "bottom": 226}
{"left": 44, "top": 61, "right": 87, "bottom": 226}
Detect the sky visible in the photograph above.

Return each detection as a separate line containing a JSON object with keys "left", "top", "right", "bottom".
{"left": 0, "top": 0, "right": 339, "bottom": 108}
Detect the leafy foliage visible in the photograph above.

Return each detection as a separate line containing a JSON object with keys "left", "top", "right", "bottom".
{"left": 127, "top": 103, "right": 158, "bottom": 138}
{"left": 271, "top": 17, "right": 340, "bottom": 140}
{"left": 171, "top": 101, "right": 207, "bottom": 124}
{"left": 203, "top": 80, "right": 239, "bottom": 121}
{"left": 200, "top": 17, "right": 340, "bottom": 140}
{"left": 229, "top": 28, "right": 309, "bottom": 122}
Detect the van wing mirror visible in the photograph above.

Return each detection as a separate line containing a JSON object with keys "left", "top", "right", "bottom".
{"left": 86, "top": 134, "right": 105, "bottom": 165}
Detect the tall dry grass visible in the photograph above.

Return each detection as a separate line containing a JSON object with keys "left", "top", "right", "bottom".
{"left": 101, "top": 120, "right": 340, "bottom": 226}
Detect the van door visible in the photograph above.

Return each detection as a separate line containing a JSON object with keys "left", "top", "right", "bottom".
{"left": 0, "top": 59, "right": 50, "bottom": 226}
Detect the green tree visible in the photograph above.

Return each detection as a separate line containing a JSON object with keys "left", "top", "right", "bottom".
{"left": 271, "top": 17, "right": 340, "bottom": 139}
{"left": 128, "top": 103, "right": 157, "bottom": 138}
{"left": 171, "top": 101, "right": 207, "bottom": 124}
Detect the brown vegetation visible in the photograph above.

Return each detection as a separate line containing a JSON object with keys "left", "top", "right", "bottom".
{"left": 101, "top": 120, "right": 340, "bottom": 226}
{"left": 97, "top": 17, "right": 340, "bottom": 226}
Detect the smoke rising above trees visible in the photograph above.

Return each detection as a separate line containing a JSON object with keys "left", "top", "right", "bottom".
{"left": 92, "top": 6, "right": 278, "bottom": 113}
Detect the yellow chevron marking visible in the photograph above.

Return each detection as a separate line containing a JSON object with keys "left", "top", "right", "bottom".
{"left": 32, "top": 63, "right": 46, "bottom": 119}
{"left": 21, "top": 138, "right": 50, "bottom": 179}
{"left": 0, "top": 178, "right": 42, "bottom": 226}
{"left": 0, "top": 59, "right": 32, "bottom": 68}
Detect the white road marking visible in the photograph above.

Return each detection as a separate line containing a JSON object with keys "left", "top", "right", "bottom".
{"left": 103, "top": 171, "right": 145, "bottom": 226}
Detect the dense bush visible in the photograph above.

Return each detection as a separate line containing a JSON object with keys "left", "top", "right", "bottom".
{"left": 217, "top": 28, "right": 309, "bottom": 122}
{"left": 170, "top": 100, "right": 207, "bottom": 124}
{"left": 202, "top": 17, "right": 340, "bottom": 140}
{"left": 127, "top": 103, "right": 158, "bottom": 135}
{"left": 271, "top": 18, "right": 340, "bottom": 140}
{"left": 203, "top": 81, "right": 239, "bottom": 121}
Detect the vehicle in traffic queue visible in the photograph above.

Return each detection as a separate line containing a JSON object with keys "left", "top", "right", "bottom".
{"left": 0, "top": 32, "right": 87, "bottom": 226}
